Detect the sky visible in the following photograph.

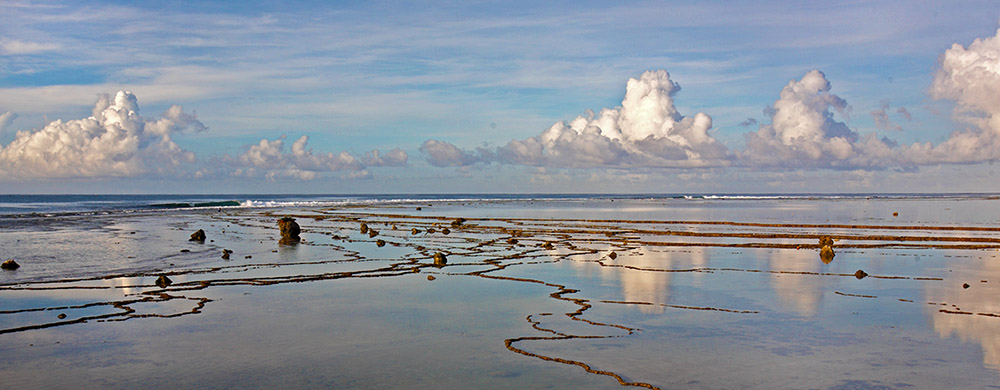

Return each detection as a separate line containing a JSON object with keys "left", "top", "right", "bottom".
{"left": 3, "top": 1, "right": 1000, "bottom": 194}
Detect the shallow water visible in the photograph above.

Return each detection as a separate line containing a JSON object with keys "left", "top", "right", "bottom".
{"left": 2, "top": 197, "right": 1000, "bottom": 389}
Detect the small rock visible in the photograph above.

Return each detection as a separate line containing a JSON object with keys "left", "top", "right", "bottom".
{"left": 608, "top": 251, "right": 617, "bottom": 260}
{"left": 433, "top": 252, "right": 447, "bottom": 266}
{"left": 376, "top": 239, "right": 386, "bottom": 247}
{"left": 819, "top": 236, "right": 834, "bottom": 247}
{"left": 507, "top": 238, "right": 518, "bottom": 245}
{"left": 442, "top": 228, "right": 451, "bottom": 235}
{"left": 392, "top": 224, "right": 398, "bottom": 230}
{"left": 427, "top": 228, "right": 436, "bottom": 234}
{"left": 245, "top": 255, "right": 252, "bottom": 259}
{"left": 221, "top": 252, "right": 230, "bottom": 260}
{"left": 854, "top": 269, "right": 868, "bottom": 279}
{"left": 427, "top": 275, "right": 436, "bottom": 281}
{"left": 892, "top": 212, "right": 899, "bottom": 217}
{"left": 369, "top": 229, "right": 379, "bottom": 238}
{"left": 416, "top": 207, "right": 422, "bottom": 211}
{"left": 451, "top": 218, "right": 466, "bottom": 227}
{"left": 360, "top": 223, "right": 369, "bottom": 234}
{"left": 963, "top": 283, "right": 971, "bottom": 289}
{"left": 57, "top": 313, "right": 67, "bottom": 319}
{"left": 1, "top": 259, "right": 19, "bottom": 270}
{"left": 155, "top": 275, "right": 172, "bottom": 288}
{"left": 541, "top": 242, "right": 554, "bottom": 250}
{"left": 180, "top": 249, "right": 190, "bottom": 253}
{"left": 189, "top": 229, "right": 206, "bottom": 242}
{"left": 412, "top": 228, "right": 421, "bottom": 235}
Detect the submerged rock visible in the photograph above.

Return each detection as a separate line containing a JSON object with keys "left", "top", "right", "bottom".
{"left": 189, "top": 229, "right": 206, "bottom": 242}
{"left": 1, "top": 259, "right": 19, "bottom": 270}
{"left": 278, "top": 217, "right": 301, "bottom": 245}
{"left": 854, "top": 269, "right": 868, "bottom": 279}
{"left": 433, "top": 252, "right": 447, "bottom": 266}
{"left": 155, "top": 275, "right": 172, "bottom": 288}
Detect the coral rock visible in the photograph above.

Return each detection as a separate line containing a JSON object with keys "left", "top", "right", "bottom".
{"left": 189, "top": 229, "right": 206, "bottom": 242}
{"left": 155, "top": 275, "right": 172, "bottom": 288}
{"left": 1, "top": 259, "right": 19, "bottom": 270}
{"left": 278, "top": 217, "right": 301, "bottom": 245}
{"left": 433, "top": 252, "right": 447, "bottom": 266}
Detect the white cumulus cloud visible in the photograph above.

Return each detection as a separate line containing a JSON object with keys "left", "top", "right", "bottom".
{"left": 742, "top": 70, "right": 899, "bottom": 169}
{"left": 918, "top": 27, "right": 1000, "bottom": 164}
{"left": 0, "top": 91, "right": 202, "bottom": 178}
{"left": 230, "top": 135, "right": 404, "bottom": 181}
{"left": 423, "top": 70, "right": 729, "bottom": 168}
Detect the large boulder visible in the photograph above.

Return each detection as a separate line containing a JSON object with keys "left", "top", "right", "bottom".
{"left": 278, "top": 217, "right": 301, "bottom": 245}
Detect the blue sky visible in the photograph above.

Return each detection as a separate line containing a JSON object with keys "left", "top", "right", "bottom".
{"left": 2, "top": 1, "right": 1000, "bottom": 193}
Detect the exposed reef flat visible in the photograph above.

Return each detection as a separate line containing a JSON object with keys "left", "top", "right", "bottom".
{"left": 2, "top": 198, "right": 1000, "bottom": 389}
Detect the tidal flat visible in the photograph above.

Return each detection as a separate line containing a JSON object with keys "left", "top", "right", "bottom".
{"left": 2, "top": 197, "right": 1000, "bottom": 389}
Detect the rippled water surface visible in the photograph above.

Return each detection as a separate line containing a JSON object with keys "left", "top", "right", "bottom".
{"left": 2, "top": 197, "right": 1000, "bottom": 389}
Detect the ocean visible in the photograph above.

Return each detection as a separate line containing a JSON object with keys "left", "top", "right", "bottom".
{"left": 1, "top": 194, "right": 999, "bottom": 388}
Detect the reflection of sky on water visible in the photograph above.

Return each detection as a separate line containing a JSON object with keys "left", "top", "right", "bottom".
{"left": 926, "top": 257, "right": 1000, "bottom": 371}
{"left": 765, "top": 249, "right": 825, "bottom": 317}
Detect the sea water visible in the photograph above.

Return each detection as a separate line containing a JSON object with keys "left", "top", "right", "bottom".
{"left": 1, "top": 194, "right": 1000, "bottom": 389}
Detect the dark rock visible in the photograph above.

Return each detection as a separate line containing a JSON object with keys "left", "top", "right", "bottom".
{"left": 189, "top": 229, "right": 206, "bottom": 242}
{"left": 854, "top": 270, "right": 868, "bottom": 279}
{"left": 819, "top": 236, "right": 834, "bottom": 247}
{"left": 57, "top": 313, "right": 67, "bottom": 319}
{"left": 180, "top": 249, "right": 190, "bottom": 253}
{"left": 360, "top": 223, "right": 369, "bottom": 234}
{"left": 368, "top": 229, "right": 379, "bottom": 238}
{"left": 427, "top": 228, "right": 436, "bottom": 234}
{"left": 507, "top": 238, "right": 518, "bottom": 245}
{"left": 245, "top": 255, "right": 252, "bottom": 259}
{"left": 608, "top": 251, "right": 618, "bottom": 260}
{"left": 892, "top": 212, "right": 899, "bottom": 217}
{"left": 391, "top": 224, "right": 398, "bottom": 230}
{"left": 221, "top": 249, "right": 233, "bottom": 260}
{"left": 963, "top": 283, "right": 971, "bottom": 289}
{"left": 433, "top": 252, "right": 447, "bottom": 266}
{"left": 541, "top": 242, "right": 554, "bottom": 250}
{"left": 411, "top": 228, "right": 421, "bottom": 235}
{"left": 427, "top": 275, "right": 436, "bottom": 281}
{"left": 278, "top": 217, "right": 301, "bottom": 245}
{"left": 451, "top": 218, "right": 466, "bottom": 227}
{"left": 155, "top": 275, "right": 172, "bottom": 288}
{"left": 416, "top": 207, "right": 422, "bottom": 211}
{"left": 376, "top": 239, "right": 386, "bottom": 247}
{"left": 442, "top": 228, "right": 450, "bottom": 235}
{"left": 820, "top": 245, "right": 835, "bottom": 264}
{"left": 1, "top": 259, "right": 19, "bottom": 270}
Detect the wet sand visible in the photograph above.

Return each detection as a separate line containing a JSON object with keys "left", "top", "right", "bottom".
{"left": 2, "top": 198, "right": 1000, "bottom": 389}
